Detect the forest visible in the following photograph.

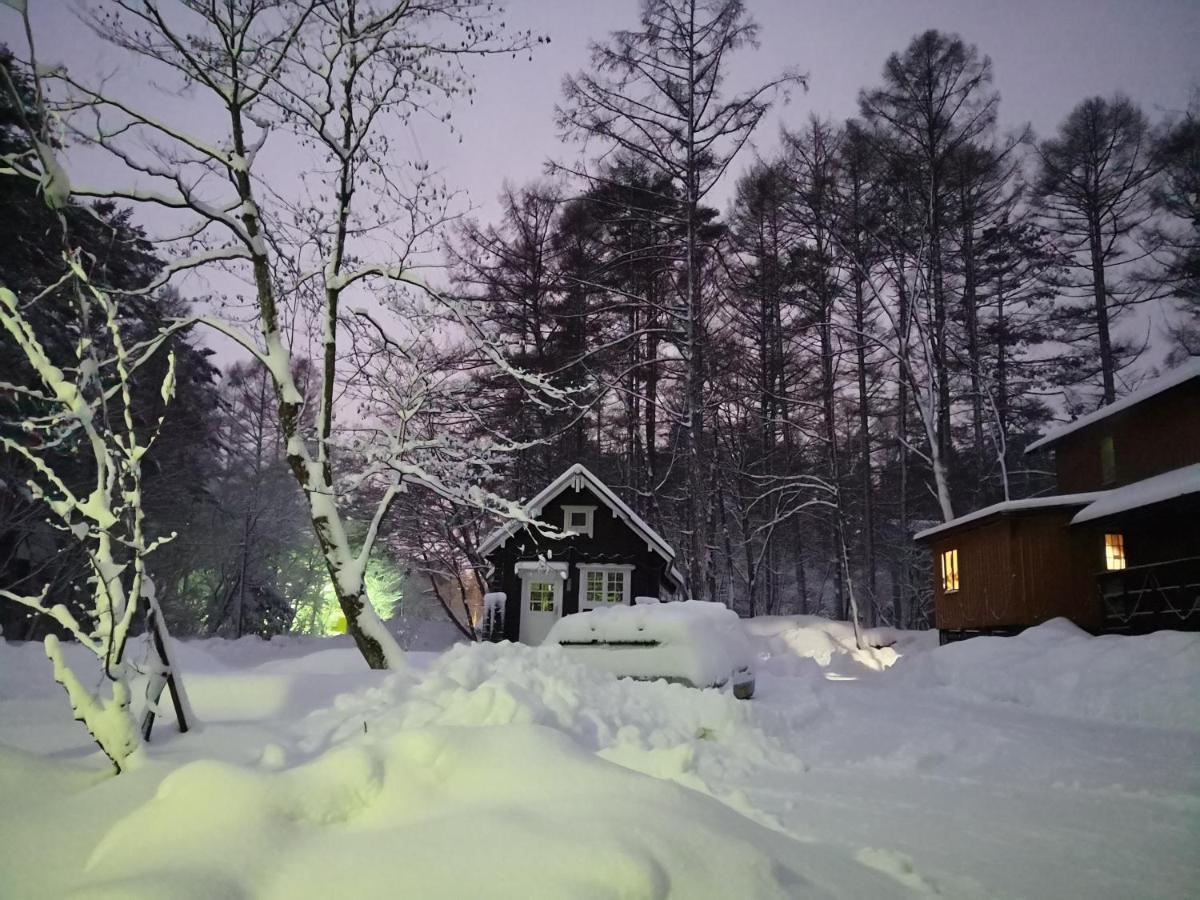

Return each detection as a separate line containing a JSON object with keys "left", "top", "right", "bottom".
{"left": 1, "top": 0, "right": 1196, "bottom": 660}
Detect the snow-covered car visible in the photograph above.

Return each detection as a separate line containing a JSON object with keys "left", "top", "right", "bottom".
{"left": 545, "top": 599, "right": 756, "bottom": 698}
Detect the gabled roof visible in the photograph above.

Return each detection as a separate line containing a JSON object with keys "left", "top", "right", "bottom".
{"left": 1025, "top": 359, "right": 1200, "bottom": 453}
{"left": 912, "top": 493, "right": 1105, "bottom": 542}
{"left": 1071, "top": 464, "right": 1200, "bottom": 525}
{"left": 478, "top": 464, "right": 678, "bottom": 566}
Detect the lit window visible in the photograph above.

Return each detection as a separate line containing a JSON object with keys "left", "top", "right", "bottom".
{"left": 1104, "top": 534, "right": 1126, "bottom": 571}
{"left": 528, "top": 581, "right": 555, "bottom": 612}
{"left": 1100, "top": 435, "right": 1116, "bottom": 485}
{"left": 940, "top": 549, "right": 959, "bottom": 593}
{"left": 605, "top": 571, "right": 625, "bottom": 604}
{"left": 586, "top": 571, "right": 605, "bottom": 604}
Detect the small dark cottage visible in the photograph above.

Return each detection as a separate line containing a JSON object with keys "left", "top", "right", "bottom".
{"left": 479, "top": 465, "right": 684, "bottom": 644}
{"left": 915, "top": 359, "right": 1200, "bottom": 641}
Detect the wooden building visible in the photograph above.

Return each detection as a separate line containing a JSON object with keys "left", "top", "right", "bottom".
{"left": 916, "top": 360, "right": 1200, "bottom": 640}
{"left": 480, "top": 465, "right": 683, "bottom": 644}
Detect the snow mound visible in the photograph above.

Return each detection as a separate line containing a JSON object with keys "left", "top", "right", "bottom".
{"left": 743, "top": 616, "right": 931, "bottom": 676}
{"left": 546, "top": 600, "right": 755, "bottom": 688}
{"left": 72, "top": 725, "right": 904, "bottom": 900}
{"left": 893, "top": 619, "right": 1200, "bottom": 731}
{"left": 297, "top": 641, "right": 807, "bottom": 798}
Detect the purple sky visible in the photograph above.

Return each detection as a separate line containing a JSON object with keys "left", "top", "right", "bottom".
{"left": 433, "top": 0, "right": 1200, "bottom": 219}
{"left": 19, "top": 0, "right": 1200, "bottom": 225}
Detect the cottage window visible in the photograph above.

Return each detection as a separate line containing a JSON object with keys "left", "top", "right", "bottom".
{"left": 604, "top": 571, "right": 625, "bottom": 604}
{"left": 562, "top": 506, "right": 596, "bottom": 537}
{"left": 578, "top": 564, "right": 633, "bottom": 609}
{"left": 940, "top": 549, "right": 959, "bottom": 593}
{"left": 1100, "top": 435, "right": 1116, "bottom": 485}
{"left": 586, "top": 570, "right": 605, "bottom": 604}
{"left": 528, "top": 580, "right": 555, "bottom": 612}
{"left": 1104, "top": 533, "right": 1126, "bottom": 571}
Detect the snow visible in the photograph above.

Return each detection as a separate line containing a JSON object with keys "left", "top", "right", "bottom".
{"left": 545, "top": 600, "right": 754, "bottom": 689}
{"left": 2, "top": 616, "right": 1199, "bottom": 898}
{"left": 892, "top": 618, "right": 1200, "bottom": 731}
{"left": 744, "top": 615, "right": 931, "bottom": 676}
{"left": 1071, "top": 463, "right": 1200, "bottom": 524}
{"left": 913, "top": 492, "right": 1105, "bottom": 540}
{"left": 1025, "top": 358, "right": 1200, "bottom": 452}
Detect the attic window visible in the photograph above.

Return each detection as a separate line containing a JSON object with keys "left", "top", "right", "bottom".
{"left": 1100, "top": 435, "right": 1116, "bottom": 485}
{"left": 562, "top": 506, "right": 595, "bottom": 538}
{"left": 1104, "top": 534, "right": 1126, "bottom": 571}
{"left": 940, "top": 549, "right": 959, "bottom": 593}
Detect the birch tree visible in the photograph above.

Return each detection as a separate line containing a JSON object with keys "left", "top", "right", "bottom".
{"left": 0, "top": 263, "right": 194, "bottom": 771}
{"left": 51, "top": 0, "right": 549, "bottom": 668}
{"left": 1, "top": 10, "right": 192, "bottom": 771}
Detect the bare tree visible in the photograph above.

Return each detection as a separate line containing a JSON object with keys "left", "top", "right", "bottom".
{"left": 859, "top": 29, "right": 999, "bottom": 468}
{"left": 51, "top": 0, "right": 552, "bottom": 668}
{"left": 1033, "top": 94, "right": 1160, "bottom": 405}
{"left": 557, "top": 0, "right": 802, "bottom": 602}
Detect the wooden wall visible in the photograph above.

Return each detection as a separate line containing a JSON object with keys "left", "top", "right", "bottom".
{"left": 931, "top": 519, "right": 1014, "bottom": 630}
{"left": 1054, "top": 380, "right": 1200, "bottom": 493}
{"left": 1010, "top": 513, "right": 1103, "bottom": 631}
{"left": 931, "top": 510, "right": 1102, "bottom": 632}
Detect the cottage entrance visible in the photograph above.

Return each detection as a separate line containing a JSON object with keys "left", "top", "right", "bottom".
{"left": 517, "top": 568, "right": 564, "bottom": 645}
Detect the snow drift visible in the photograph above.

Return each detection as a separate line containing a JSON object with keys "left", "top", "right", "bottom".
{"left": 893, "top": 618, "right": 1200, "bottom": 731}
{"left": 71, "top": 725, "right": 903, "bottom": 900}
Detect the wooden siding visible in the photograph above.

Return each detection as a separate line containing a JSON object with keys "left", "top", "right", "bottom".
{"left": 1010, "top": 513, "right": 1102, "bottom": 631}
{"left": 930, "top": 510, "right": 1102, "bottom": 631}
{"left": 930, "top": 518, "right": 1014, "bottom": 630}
{"left": 1053, "top": 380, "right": 1200, "bottom": 493}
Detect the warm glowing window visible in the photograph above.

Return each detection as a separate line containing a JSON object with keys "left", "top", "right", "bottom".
{"left": 528, "top": 581, "right": 555, "bottom": 612}
{"left": 1104, "top": 534, "right": 1126, "bottom": 571}
{"left": 1100, "top": 435, "right": 1116, "bottom": 485}
{"left": 940, "top": 549, "right": 959, "bottom": 593}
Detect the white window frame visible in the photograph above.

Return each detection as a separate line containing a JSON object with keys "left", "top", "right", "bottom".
{"left": 561, "top": 505, "right": 597, "bottom": 538}
{"left": 576, "top": 563, "right": 634, "bottom": 610}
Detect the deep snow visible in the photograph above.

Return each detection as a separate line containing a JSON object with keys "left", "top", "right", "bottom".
{"left": 1, "top": 617, "right": 1197, "bottom": 898}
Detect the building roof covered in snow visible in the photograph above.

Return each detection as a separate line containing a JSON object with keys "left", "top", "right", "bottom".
{"left": 913, "top": 493, "right": 1105, "bottom": 542}
{"left": 1071, "top": 463, "right": 1200, "bottom": 525}
{"left": 479, "top": 464, "right": 678, "bottom": 571}
{"left": 1026, "top": 358, "right": 1200, "bottom": 453}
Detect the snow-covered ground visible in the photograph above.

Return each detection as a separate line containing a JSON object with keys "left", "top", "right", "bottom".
{"left": 1, "top": 617, "right": 1197, "bottom": 898}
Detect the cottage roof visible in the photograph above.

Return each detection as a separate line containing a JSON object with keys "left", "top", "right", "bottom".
{"left": 1071, "top": 463, "right": 1200, "bottom": 525}
{"left": 478, "top": 464, "right": 679, "bottom": 570}
{"left": 1025, "top": 358, "right": 1200, "bottom": 453}
{"left": 912, "top": 493, "right": 1105, "bottom": 542}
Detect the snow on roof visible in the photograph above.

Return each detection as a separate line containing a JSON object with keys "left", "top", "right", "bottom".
{"left": 913, "top": 493, "right": 1106, "bottom": 542}
{"left": 477, "top": 464, "right": 677, "bottom": 565}
{"left": 1025, "top": 358, "right": 1200, "bottom": 453}
{"left": 1071, "top": 464, "right": 1200, "bottom": 525}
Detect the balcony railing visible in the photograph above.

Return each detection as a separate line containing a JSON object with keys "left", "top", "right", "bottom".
{"left": 1097, "top": 556, "right": 1200, "bottom": 633}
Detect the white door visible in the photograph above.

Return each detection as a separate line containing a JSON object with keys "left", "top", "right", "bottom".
{"left": 519, "top": 574, "right": 562, "bottom": 645}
